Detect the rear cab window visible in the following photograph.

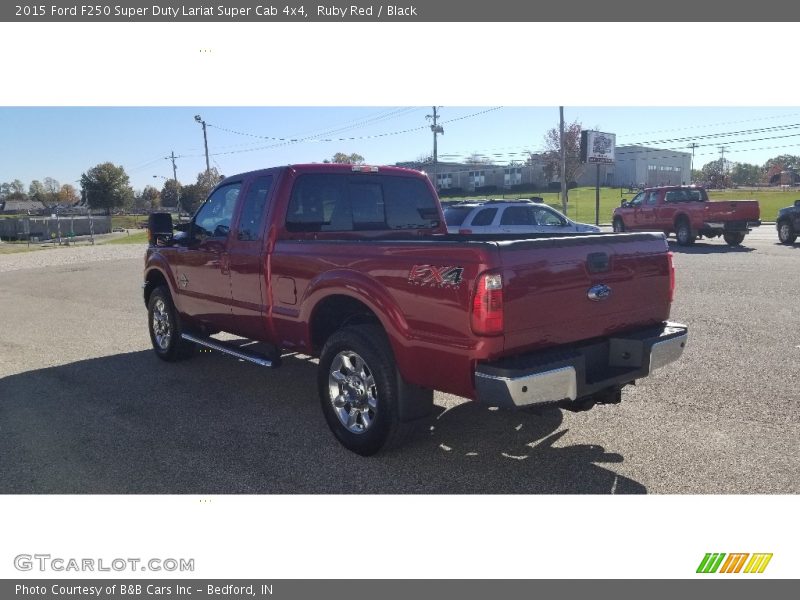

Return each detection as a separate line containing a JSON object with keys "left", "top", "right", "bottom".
{"left": 286, "top": 173, "right": 440, "bottom": 232}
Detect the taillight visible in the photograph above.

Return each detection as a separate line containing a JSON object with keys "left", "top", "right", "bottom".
{"left": 667, "top": 251, "right": 675, "bottom": 303}
{"left": 472, "top": 272, "right": 504, "bottom": 336}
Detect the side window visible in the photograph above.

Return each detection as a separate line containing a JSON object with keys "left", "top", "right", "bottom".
{"left": 646, "top": 191, "right": 659, "bottom": 205}
{"left": 630, "top": 192, "right": 644, "bottom": 207}
{"left": 500, "top": 206, "right": 534, "bottom": 226}
{"left": 237, "top": 175, "right": 273, "bottom": 241}
{"left": 193, "top": 183, "right": 241, "bottom": 239}
{"left": 470, "top": 207, "right": 497, "bottom": 227}
{"left": 534, "top": 207, "right": 566, "bottom": 226}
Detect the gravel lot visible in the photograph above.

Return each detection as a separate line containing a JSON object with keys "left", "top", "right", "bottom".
{"left": 0, "top": 230, "right": 798, "bottom": 494}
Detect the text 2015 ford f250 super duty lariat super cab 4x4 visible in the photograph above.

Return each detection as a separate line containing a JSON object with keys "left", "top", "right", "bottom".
{"left": 143, "top": 164, "right": 688, "bottom": 455}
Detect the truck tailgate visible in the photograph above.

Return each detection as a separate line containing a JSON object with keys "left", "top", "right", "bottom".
{"left": 703, "top": 200, "right": 760, "bottom": 223}
{"left": 499, "top": 233, "right": 672, "bottom": 354}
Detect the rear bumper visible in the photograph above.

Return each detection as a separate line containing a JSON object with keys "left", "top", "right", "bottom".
{"left": 474, "top": 322, "right": 688, "bottom": 409}
{"left": 703, "top": 220, "right": 761, "bottom": 231}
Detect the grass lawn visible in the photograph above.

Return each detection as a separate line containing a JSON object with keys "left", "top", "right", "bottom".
{"left": 440, "top": 187, "right": 798, "bottom": 224}
{"left": 104, "top": 231, "right": 149, "bottom": 245}
{"left": 111, "top": 215, "right": 147, "bottom": 230}
{"left": 0, "top": 242, "right": 49, "bottom": 254}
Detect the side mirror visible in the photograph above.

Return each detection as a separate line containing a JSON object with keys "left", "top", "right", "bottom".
{"left": 147, "top": 212, "right": 173, "bottom": 246}
{"left": 794, "top": 199, "right": 800, "bottom": 208}
{"left": 620, "top": 200, "right": 629, "bottom": 208}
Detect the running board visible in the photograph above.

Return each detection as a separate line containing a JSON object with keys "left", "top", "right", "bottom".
{"left": 181, "top": 333, "right": 281, "bottom": 368}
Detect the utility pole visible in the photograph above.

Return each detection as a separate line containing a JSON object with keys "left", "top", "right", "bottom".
{"left": 718, "top": 145, "right": 728, "bottom": 187}
{"left": 195, "top": 115, "right": 211, "bottom": 177}
{"left": 687, "top": 142, "right": 698, "bottom": 183}
{"left": 168, "top": 150, "right": 183, "bottom": 219}
{"left": 427, "top": 107, "right": 444, "bottom": 189}
{"left": 559, "top": 106, "right": 567, "bottom": 213}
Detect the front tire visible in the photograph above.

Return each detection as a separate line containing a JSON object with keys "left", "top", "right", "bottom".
{"left": 147, "top": 286, "right": 195, "bottom": 361}
{"left": 318, "top": 324, "right": 413, "bottom": 456}
{"left": 778, "top": 220, "right": 797, "bottom": 245}
{"left": 723, "top": 231, "right": 746, "bottom": 246}
{"left": 675, "top": 219, "right": 695, "bottom": 246}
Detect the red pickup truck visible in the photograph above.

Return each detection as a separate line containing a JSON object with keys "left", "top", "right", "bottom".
{"left": 143, "top": 164, "right": 688, "bottom": 455}
{"left": 612, "top": 186, "right": 761, "bottom": 246}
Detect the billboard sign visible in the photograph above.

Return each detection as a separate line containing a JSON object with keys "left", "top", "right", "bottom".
{"left": 581, "top": 130, "right": 616, "bottom": 164}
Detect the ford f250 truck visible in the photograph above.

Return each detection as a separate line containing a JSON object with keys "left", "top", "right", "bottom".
{"left": 143, "top": 164, "right": 688, "bottom": 455}
{"left": 612, "top": 186, "right": 761, "bottom": 246}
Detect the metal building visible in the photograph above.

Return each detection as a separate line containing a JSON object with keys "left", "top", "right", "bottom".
{"left": 611, "top": 145, "right": 692, "bottom": 188}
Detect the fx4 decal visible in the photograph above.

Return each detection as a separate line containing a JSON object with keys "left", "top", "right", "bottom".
{"left": 408, "top": 265, "right": 464, "bottom": 287}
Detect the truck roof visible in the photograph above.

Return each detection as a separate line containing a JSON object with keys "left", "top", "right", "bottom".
{"left": 643, "top": 185, "right": 705, "bottom": 192}
{"left": 218, "top": 163, "right": 428, "bottom": 185}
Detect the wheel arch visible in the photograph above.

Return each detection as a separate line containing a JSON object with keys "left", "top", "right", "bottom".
{"left": 143, "top": 267, "right": 170, "bottom": 307}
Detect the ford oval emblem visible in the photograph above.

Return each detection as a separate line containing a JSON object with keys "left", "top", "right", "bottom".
{"left": 587, "top": 284, "right": 612, "bottom": 301}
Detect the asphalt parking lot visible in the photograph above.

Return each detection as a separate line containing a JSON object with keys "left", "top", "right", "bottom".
{"left": 0, "top": 228, "right": 798, "bottom": 494}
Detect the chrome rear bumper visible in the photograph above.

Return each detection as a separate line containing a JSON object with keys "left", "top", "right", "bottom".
{"left": 475, "top": 322, "right": 688, "bottom": 408}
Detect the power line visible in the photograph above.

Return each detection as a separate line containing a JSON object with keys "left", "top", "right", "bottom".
{"left": 173, "top": 107, "right": 503, "bottom": 160}
{"left": 615, "top": 112, "right": 800, "bottom": 138}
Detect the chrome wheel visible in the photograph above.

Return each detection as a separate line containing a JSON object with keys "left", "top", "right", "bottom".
{"left": 328, "top": 351, "right": 378, "bottom": 434}
{"left": 152, "top": 298, "right": 172, "bottom": 350}
{"left": 778, "top": 222, "right": 795, "bottom": 244}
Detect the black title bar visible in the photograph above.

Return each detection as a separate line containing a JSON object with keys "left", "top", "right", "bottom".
{"left": 5, "top": 1, "right": 800, "bottom": 21}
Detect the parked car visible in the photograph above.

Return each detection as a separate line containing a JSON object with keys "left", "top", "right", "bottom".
{"left": 776, "top": 199, "right": 800, "bottom": 245}
{"left": 143, "top": 164, "right": 687, "bottom": 455}
{"left": 444, "top": 199, "right": 601, "bottom": 235}
{"left": 612, "top": 186, "right": 760, "bottom": 246}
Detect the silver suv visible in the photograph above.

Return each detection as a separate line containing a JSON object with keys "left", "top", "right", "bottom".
{"left": 443, "top": 199, "right": 601, "bottom": 235}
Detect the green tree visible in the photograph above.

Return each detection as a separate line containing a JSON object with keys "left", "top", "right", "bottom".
{"left": 729, "top": 162, "right": 762, "bottom": 186}
{"left": 43, "top": 177, "right": 61, "bottom": 206}
{"left": 0, "top": 179, "right": 25, "bottom": 199}
{"left": 763, "top": 154, "right": 800, "bottom": 173}
{"left": 29, "top": 180, "right": 46, "bottom": 204}
{"left": 196, "top": 167, "right": 224, "bottom": 195}
{"left": 178, "top": 183, "right": 206, "bottom": 215}
{"left": 174, "top": 168, "right": 224, "bottom": 215}
{"left": 159, "top": 179, "right": 182, "bottom": 210}
{"left": 141, "top": 185, "right": 161, "bottom": 211}
{"left": 699, "top": 158, "right": 734, "bottom": 188}
{"left": 327, "top": 152, "right": 365, "bottom": 164}
{"left": 80, "top": 162, "right": 135, "bottom": 215}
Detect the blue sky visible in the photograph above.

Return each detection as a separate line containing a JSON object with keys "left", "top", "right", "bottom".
{"left": 2, "top": 106, "right": 800, "bottom": 193}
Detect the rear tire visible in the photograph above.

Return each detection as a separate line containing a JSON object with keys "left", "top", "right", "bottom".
{"left": 147, "top": 286, "right": 195, "bottom": 361}
{"left": 612, "top": 217, "right": 625, "bottom": 233}
{"left": 778, "top": 220, "right": 797, "bottom": 245}
{"left": 675, "top": 219, "right": 695, "bottom": 246}
{"left": 723, "top": 231, "right": 746, "bottom": 246}
{"left": 318, "top": 324, "right": 417, "bottom": 456}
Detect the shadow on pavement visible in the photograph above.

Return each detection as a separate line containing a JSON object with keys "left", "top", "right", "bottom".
{"left": 0, "top": 349, "right": 646, "bottom": 495}
{"left": 667, "top": 240, "right": 756, "bottom": 254}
